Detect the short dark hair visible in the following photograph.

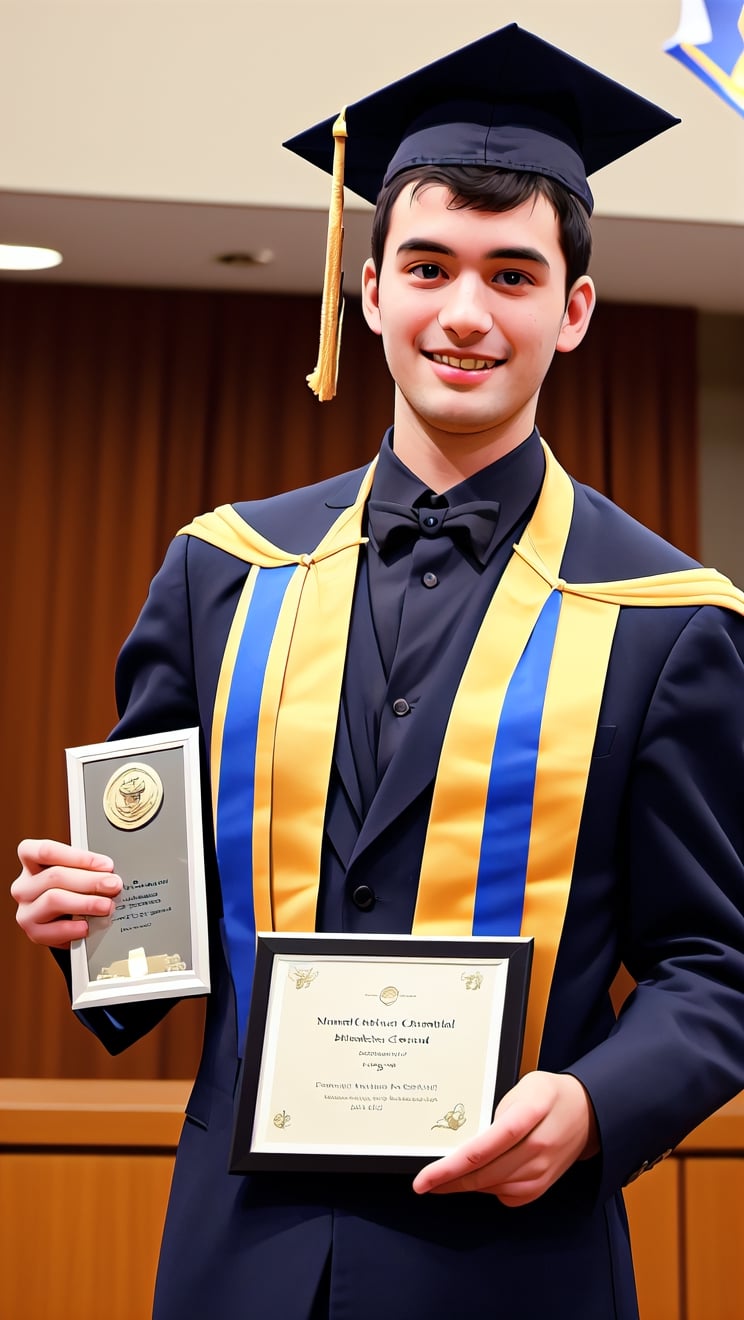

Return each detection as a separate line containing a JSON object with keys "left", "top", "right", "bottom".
{"left": 370, "top": 165, "right": 592, "bottom": 296}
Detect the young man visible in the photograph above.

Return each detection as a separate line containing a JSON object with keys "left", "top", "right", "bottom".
{"left": 12, "top": 24, "right": 744, "bottom": 1320}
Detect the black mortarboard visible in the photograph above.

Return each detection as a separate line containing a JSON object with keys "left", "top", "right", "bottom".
{"left": 285, "top": 23, "right": 679, "bottom": 399}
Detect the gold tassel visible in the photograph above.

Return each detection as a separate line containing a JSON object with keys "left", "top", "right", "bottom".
{"left": 306, "top": 108, "right": 347, "bottom": 401}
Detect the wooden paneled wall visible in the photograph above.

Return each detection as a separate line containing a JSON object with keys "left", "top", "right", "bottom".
{"left": 1, "top": 1081, "right": 743, "bottom": 1320}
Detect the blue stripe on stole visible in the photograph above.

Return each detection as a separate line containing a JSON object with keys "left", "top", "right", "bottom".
{"left": 215, "top": 564, "right": 296, "bottom": 1054}
{"left": 473, "top": 590, "right": 562, "bottom": 934}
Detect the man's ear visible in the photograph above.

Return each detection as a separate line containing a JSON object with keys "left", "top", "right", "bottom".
{"left": 556, "top": 275, "right": 596, "bottom": 355}
{"left": 361, "top": 258, "right": 382, "bottom": 336}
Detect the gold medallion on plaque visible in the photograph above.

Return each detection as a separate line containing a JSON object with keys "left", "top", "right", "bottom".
{"left": 103, "top": 762, "right": 164, "bottom": 831}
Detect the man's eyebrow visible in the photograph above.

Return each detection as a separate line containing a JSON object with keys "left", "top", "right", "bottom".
{"left": 487, "top": 246, "right": 550, "bottom": 268}
{"left": 396, "top": 239, "right": 550, "bottom": 268}
{"left": 396, "top": 240, "right": 456, "bottom": 258}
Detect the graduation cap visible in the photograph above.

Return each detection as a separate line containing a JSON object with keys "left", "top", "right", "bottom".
{"left": 284, "top": 23, "right": 679, "bottom": 400}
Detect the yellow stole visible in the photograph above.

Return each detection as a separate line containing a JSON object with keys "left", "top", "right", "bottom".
{"left": 180, "top": 444, "right": 744, "bottom": 1070}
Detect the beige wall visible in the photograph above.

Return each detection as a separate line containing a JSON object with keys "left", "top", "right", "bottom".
{"left": 1, "top": 0, "right": 741, "bottom": 225}
{"left": 699, "top": 313, "right": 744, "bottom": 584}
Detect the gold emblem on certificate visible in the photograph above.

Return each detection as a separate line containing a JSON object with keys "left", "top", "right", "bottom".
{"left": 289, "top": 966, "right": 318, "bottom": 989}
{"left": 432, "top": 1103, "right": 467, "bottom": 1131}
{"left": 102, "top": 761, "right": 164, "bottom": 830}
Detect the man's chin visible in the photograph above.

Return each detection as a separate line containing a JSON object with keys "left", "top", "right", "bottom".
{"left": 415, "top": 406, "right": 514, "bottom": 441}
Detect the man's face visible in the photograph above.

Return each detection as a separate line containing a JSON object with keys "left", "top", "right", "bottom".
{"left": 362, "top": 182, "right": 594, "bottom": 469}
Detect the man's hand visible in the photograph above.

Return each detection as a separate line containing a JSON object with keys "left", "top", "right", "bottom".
{"left": 412, "top": 1071, "right": 599, "bottom": 1206}
{"left": 12, "top": 839, "right": 122, "bottom": 948}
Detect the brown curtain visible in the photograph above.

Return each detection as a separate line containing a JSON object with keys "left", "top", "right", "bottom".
{"left": 0, "top": 282, "right": 697, "bottom": 1080}
{"left": 538, "top": 303, "right": 698, "bottom": 555}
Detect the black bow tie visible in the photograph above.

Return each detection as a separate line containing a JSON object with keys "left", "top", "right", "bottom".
{"left": 366, "top": 498, "right": 502, "bottom": 565}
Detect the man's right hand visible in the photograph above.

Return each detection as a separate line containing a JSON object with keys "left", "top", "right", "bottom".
{"left": 12, "top": 840, "right": 122, "bottom": 949}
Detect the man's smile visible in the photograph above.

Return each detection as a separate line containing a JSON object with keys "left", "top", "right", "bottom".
{"left": 425, "top": 352, "right": 503, "bottom": 372}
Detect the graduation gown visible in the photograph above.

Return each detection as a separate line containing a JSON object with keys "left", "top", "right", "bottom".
{"left": 71, "top": 449, "right": 744, "bottom": 1320}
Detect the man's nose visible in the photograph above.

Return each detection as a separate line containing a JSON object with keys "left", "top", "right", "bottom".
{"left": 437, "top": 274, "right": 493, "bottom": 339}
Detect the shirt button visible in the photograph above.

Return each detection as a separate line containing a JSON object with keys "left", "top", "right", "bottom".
{"left": 351, "top": 884, "right": 376, "bottom": 911}
{"left": 422, "top": 571, "right": 439, "bottom": 589}
{"left": 392, "top": 698, "right": 410, "bottom": 716}
{"left": 422, "top": 514, "right": 439, "bottom": 528}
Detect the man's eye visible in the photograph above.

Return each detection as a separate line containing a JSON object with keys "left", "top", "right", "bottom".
{"left": 410, "top": 263, "right": 445, "bottom": 280}
{"left": 494, "top": 270, "right": 531, "bottom": 287}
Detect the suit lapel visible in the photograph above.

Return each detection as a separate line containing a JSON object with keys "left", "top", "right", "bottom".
{"left": 344, "top": 640, "right": 468, "bottom": 869}
{"left": 230, "top": 464, "right": 370, "bottom": 552}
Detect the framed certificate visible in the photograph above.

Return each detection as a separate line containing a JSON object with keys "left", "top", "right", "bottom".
{"left": 66, "top": 728, "right": 210, "bottom": 1009}
{"left": 230, "top": 932, "right": 532, "bottom": 1174}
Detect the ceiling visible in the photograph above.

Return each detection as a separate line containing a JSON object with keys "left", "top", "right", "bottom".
{"left": 0, "top": 189, "right": 743, "bottom": 314}
{"left": 1, "top": 2, "right": 742, "bottom": 312}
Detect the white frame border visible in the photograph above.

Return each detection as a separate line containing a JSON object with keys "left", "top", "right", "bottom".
{"left": 66, "top": 727, "right": 210, "bottom": 1009}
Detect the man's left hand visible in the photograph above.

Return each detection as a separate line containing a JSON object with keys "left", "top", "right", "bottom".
{"left": 412, "top": 1071, "right": 599, "bottom": 1206}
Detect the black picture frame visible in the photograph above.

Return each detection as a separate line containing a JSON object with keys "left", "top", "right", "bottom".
{"left": 230, "top": 931, "right": 533, "bottom": 1174}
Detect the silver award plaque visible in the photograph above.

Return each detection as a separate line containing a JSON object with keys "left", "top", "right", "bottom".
{"left": 66, "top": 728, "right": 210, "bottom": 1008}
{"left": 230, "top": 932, "right": 533, "bottom": 1174}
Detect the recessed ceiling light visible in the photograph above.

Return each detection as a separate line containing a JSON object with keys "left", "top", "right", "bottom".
{"left": 215, "top": 249, "right": 274, "bottom": 267}
{"left": 0, "top": 244, "right": 63, "bottom": 271}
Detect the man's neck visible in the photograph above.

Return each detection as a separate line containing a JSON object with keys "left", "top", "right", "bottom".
{"left": 391, "top": 415, "right": 536, "bottom": 493}
{"left": 390, "top": 396, "right": 540, "bottom": 496}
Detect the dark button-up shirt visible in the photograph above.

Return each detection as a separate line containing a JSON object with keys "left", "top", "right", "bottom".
{"left": 316, "top": 425, "right": 546, "bottom": 927}
{"left": 361, "top": 427, "right": 546, "bottom": 789}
